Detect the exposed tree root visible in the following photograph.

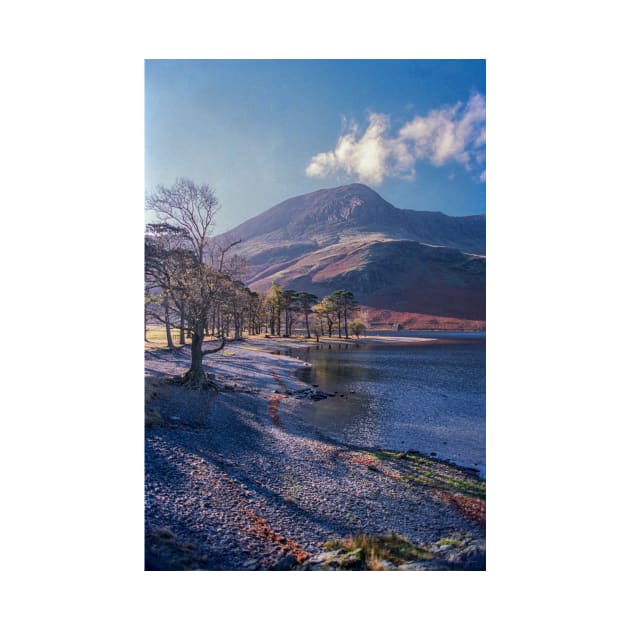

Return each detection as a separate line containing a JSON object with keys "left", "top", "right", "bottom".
{"left": 169, "top": 369, "right": 220, "bottom": 390}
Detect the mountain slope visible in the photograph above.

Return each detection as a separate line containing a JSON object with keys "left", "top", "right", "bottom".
{"left": 218, "top": 184, "right": 485, "bottom": 326}
{"left": 222, "top": 183, "right": 485, "bottom": 256}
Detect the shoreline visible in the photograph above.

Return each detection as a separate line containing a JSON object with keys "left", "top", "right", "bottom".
{"left": 145, "top": 338, "right": 485, "bottom": 570}
{"left": 244, "top": 334, "right": 485, "bottom": 477}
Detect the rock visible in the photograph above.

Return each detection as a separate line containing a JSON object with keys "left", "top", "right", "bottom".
{"left": 444, "top": 542, "right": 485, "bottom": 570}
{"left": 272, "top": 554, "right": 299, "bottom": 570}
{"left": 301, "top": 549, "right": 342, "bottom": 568}
{"left": 299, "top": 548, "right": 364, "bottom": 571}
{"left": 397, "top": 560, "right": 447, "bottom": 571}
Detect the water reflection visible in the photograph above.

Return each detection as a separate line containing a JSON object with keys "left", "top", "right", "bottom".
{"left": 279, "top": 332, "right": 485, "bottom": 475}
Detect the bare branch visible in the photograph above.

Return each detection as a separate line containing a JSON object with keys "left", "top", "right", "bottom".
{"left": 201, "top": 336, "right": 226, "bottom": 355}
{"left": 218, "top": 239, "right": 242, "bottom": 272}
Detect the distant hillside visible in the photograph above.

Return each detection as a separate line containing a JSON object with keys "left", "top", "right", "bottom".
{"left": 217, "top": 184, "right": 485, "bottom": 327}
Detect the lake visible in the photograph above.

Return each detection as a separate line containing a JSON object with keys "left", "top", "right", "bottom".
{"left": 281, "top": 331, "right": 485, "bottom": 478}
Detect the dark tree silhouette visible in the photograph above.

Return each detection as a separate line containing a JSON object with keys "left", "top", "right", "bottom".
{"left": 296, "top": 292, "right": 319, "bottom": 338}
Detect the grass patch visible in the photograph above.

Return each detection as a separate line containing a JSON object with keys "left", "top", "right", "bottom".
{"left": 436, "top": 537, "right": 465, "bottom": 548}
{"left": 374, "top": 449, "right": 486, "bottom": 501}
{"left": 322, "top": 533, "right": 433, "bottom": 570}
{"left": 403, "top": 471, "right": 486, "bottom": 500}
{"left": 373, "top": 450, "right": 405, "bottom": 460}
{"left": 144, "top": 325, "right": 183, "bottom": 351}
{"left": 144, "top": 325, "right": 221, "bottom": 352}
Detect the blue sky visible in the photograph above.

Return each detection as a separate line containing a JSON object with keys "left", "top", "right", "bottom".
{"left": 145, "top": 60, "right": 485, "bottom": 233}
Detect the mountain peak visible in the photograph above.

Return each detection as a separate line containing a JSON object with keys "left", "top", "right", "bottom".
{"left": 219, "top": 184, "right": 484, "bottom": 256}
{"left": 305, "top": 182, "right": 388, "bottom": 206}
{"left": 214, "top": 185, "right": 485, "bottom": 323}
{"left": 325, "top": 182, "right": 380, "bottom": 195}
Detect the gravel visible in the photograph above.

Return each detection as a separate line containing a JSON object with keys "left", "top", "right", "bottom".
{"left": 145, "top": 340, "right": 485, "bottom": 570}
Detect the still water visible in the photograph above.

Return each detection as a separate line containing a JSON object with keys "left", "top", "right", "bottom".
{"left": 283, "top": 332, "right": 485, "bottom": 478}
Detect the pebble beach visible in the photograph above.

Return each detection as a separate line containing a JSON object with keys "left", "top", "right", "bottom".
{"left": 145, "top": 338, "right": 485, "bottom": 570}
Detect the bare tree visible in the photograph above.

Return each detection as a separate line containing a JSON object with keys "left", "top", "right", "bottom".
{"left": 144, "top": 222, "right": 189, "bottom": 348}
{"left": 146, "top": 178, "right": 219, "bottom": 264}
{"left": 145, "top": 179, "right": 236, "bottom": 388}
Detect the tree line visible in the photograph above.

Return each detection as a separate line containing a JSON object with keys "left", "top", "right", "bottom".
{"left": 145, "top": 179, "right": 367, "bottom": 387}
{"left": 265, "top": 283, "right": 365, "bottom": 341}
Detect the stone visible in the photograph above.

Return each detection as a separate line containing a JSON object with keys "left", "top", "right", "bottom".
{"left": 302, "top": 550, "right": 342, "bottom": 566}
{"left": 272, "top": 554, "right": 298, "bottom": 570}
{"left": 444, "top": 542, "right": 486, "bottom": 570}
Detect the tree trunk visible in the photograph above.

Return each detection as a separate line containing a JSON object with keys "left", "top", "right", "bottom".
{"left": 343, "top": 308, "right": 349, "bottom": 339}
{"left": 233, "top": 313, "right": 241, "bottom": 340}
{"left": 183, "top": 328, "right": 205, "bottom": 387}
{"left": 190, "top": 332, "right": 204, "bottom": 373}
{"left": 164, "top": 297, "right": 174, "bottom": 349}
{"left": 304, "top": 311, "right": 311, "bottom": 338}
{"left": 179, "top": 310, "right": 185, "bottom": 345}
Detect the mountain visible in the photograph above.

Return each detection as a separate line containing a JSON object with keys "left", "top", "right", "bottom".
{"left": 219, "top": 184, "right": 485, "bottom": 328}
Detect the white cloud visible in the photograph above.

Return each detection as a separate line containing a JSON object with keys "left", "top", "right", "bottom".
{"left": 306, "top": 93, "right": 486, "bottom": 185}
{"left": 306, "top": 113, "right": 395, "bottom": 185}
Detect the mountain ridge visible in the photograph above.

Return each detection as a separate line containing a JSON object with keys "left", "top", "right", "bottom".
{"left": 220, "top": 183, "right": 485, "bottom": 255}
{"left": 216, "top": 184, "right": 485, "bottom": 326}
